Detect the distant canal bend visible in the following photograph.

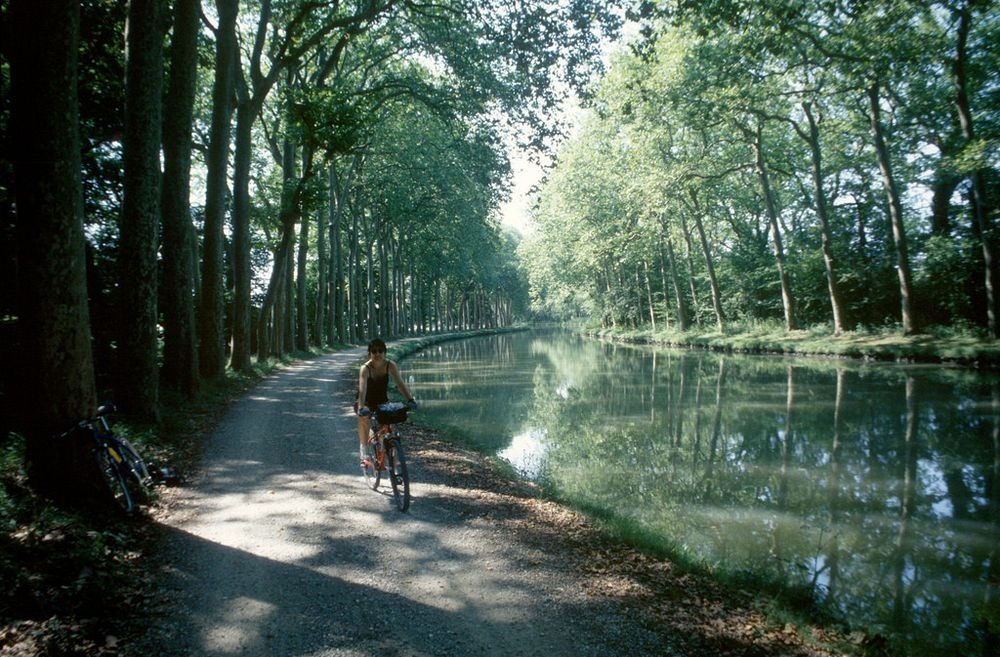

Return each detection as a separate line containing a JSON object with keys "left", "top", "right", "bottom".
{"left": 401, "top": 331, "right": 999, "bottom": 657}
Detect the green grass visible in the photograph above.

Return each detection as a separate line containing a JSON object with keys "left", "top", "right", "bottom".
{"left": 583, "top": 320, "right": 1000, "bottom": 368}
{"left": 381, "top": 326, "right": 530, "bottom": 363}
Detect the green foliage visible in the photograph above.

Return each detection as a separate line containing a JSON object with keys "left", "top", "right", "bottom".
{"left": 79, "top": 0, "right": 126, "bottom": 223}
{"left": 525, "top": 0, "right": 1000, "bottom": 338}
{"left": 915, "top": 234, "right": 982, "bottom": 327}
{"left": 285, "top": 84, "right": 375, "bottom": 156}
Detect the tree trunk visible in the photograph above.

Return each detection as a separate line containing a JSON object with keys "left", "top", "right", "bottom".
{"left": 118, "top": 0, "right": 163, "bottom": 421}
{"left": 10, "top": 0, "right": 98, "bottom": 494}
{"left": 867, "top": 81, "right": 917, "bottom": 335}
{"left": 328, "top": 168, "right": 340, "bottom": 345}
{"left": 283, "top": 229, "right": 295, "bottom": 354}
{"left": 392, "top": 237, "right": 403, "bottom": 335}
{"left": 930, "top": 169, "right": 959, "bottom": 238}
{"left": 331, "top": 187, "right": 345, "bottom": 345}
{"left": 348, "top": 209, "right": 360, "bottom": 343}
{"left": 678, "top": 213, "right": 702, "bottom": 323}
{"left": 328, "top": 158, "right": 358, "bottom": 345}
{"left": 664, "top": 235, "right": 690, "bottom": 331}
{"left": 378, "top": 225, "right": 389, "bottom": 335}
{"left": 802, "top": 102, "right": 847, "bottom": 335}
{"left": 315, "top": 206, "right": 327, "bottom": 347}
{"left": 643, "top": 260, "right": 657, "bottom": 331}
{"left": 296, "top": 176, "right": 310, "bottom": 350}
{"left": 366, "top": 237, "right": 375, "bottom": 337}
{"left": 160, "top": 0, "right": 201, "bottom": 398}
{"left": 256, "top": 226, "right": 295, "bottom": 361}
{"left": 199, "top": 0, "right": 238, "bottom": 379}
{"left": 256, "top": 145, "right": 308, "bottom": 360}
{"left": 687, "top": 194, "right": 725, "bottom": 331}
{"left": 435, "top": 281, "right": 443, "bottom": 332}
{"left": 751, "top": 126, "right": 797, "bottom": 332}
{"left": 953, "top": 0, "right": 998, "bottom": 339}
{"left": 657, "top": 246, "right": 671, "bottom": 329}
{"left": 398, "top": 239, "right": 406, "bottom": 334}
{"left": 445, "top": 284, "right": 453, "bottom": 330}
{"left": 229, "top": 82, "right": 257, "bottom": 371}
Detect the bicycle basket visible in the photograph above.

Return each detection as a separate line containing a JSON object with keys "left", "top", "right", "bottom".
{"left": 376, "top": 402, "right": 408, "bottom": 424}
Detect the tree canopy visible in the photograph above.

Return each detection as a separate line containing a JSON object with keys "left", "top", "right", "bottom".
{"left": 526, "top": 0, "right": 999, "bottom": 339}
{"left": 0, "top": 0, "right": 621, "bottom": 484}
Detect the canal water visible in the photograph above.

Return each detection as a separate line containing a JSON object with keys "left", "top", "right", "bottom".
{"left": 401, "top": 330, "right": 999, "bottom": 657}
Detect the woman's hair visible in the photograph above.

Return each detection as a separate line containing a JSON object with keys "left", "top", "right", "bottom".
{"left": 367, "top": 338, "right": 387, "bottom": 354}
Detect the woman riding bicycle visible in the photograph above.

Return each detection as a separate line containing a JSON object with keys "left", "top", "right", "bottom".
{"left": 355, "top": 338, "right": 416, "bottom": 464}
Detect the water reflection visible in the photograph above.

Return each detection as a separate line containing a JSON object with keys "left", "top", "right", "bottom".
{"left": 498, "top": 428, "right": 548, "bottom": 479}
{"left": 402, "top": 331, "right": 1000, "bottom": 657}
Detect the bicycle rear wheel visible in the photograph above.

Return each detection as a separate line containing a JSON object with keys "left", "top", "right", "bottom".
{"left": 361, "top": 440, "right": 380, "bottom": 490}
{"left": 94, "top": 445, "right": 134, "bottom": 514}
{"left": 386, "top": 440, "right": 410, "bottom": 512}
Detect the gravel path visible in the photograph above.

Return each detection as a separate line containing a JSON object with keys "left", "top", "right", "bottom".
{"left": 124, "top": 349, "right": 845, "bottom": 657}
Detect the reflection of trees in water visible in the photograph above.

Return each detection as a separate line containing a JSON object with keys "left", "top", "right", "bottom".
{"left": 407, "top": 333, "right": 999, "bottom": 657}
{"left": 816, "top": 369, "right": 845, "bottom": 610}
{"left": 986, "top": 382, "right": 1000, "bottom": 657}
{"left": 891, "top": 376, "right": 918, "bottom": 633}
{"left": 529, "top": 345, "right": 997, "bottom": 657}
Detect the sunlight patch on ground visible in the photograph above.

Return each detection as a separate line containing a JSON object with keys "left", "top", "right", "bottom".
{"left": 168, "top": 470, "right": 364, "bottom": 562}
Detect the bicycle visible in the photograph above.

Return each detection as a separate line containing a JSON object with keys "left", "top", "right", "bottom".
{"left": 360, "top": 402, "right": 413, "bottom": 512}
{"left": 60, "top": 403, "right": 153, "bottom": 514}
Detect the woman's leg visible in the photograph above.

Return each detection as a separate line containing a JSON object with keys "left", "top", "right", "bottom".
{"left": 357, "top": 414, "right": 371, "bottom": 458}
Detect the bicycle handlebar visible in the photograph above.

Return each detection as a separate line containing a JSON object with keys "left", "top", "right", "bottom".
{"left": 69, "top": 402, "right": 117, "bottom": 434}
{"left": 358, "top": 400, "right": 418, "bottom": 417}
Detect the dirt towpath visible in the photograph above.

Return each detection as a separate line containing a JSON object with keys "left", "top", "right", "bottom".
{"left": 124, "top": 349, "right": 847, "bottom": 657}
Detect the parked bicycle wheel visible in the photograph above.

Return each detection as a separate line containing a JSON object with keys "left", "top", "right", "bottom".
{"left": 94, "top": 445, "right": 134, "bottom": 514}
{"left": 114, "top": 437, "right": 151, "bottom": 503}
{"left": 361, "top": 439, "right": 380, "bottom": 490}
{"left": 386, "top": 440, "right": 410, "bottom": 512}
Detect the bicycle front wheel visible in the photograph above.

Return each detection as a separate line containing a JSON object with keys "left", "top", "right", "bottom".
{"left": 94, "top": 445, "right": 134, "bottom": 514}
{"left": 113, "top": 437, "right": 151, "bottom": 504}
{"left": 386, "top": 440, "right": 410, "bottom": 512}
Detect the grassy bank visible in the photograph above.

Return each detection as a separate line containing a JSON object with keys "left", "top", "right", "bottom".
{"left": 581, "top": 320, "right": 1000, "bottom": 368}
{"left": 381, "top": 326, "right": 529, "bottom": 363}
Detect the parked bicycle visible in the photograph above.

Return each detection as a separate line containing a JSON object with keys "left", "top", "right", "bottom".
{"left": 60, "top": 403, "right": 153, "bottom": 514}
{"left": 360, "top": 402, "right": 413, "bottom": 512}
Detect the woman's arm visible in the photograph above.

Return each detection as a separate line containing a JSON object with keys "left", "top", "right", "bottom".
{"left": 388, "top": 361, "right": 414, "bottom": 401}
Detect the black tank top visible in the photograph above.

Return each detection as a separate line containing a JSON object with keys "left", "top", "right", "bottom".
{"left": 364, "top": 363, "right": 390, "bottom": 407}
